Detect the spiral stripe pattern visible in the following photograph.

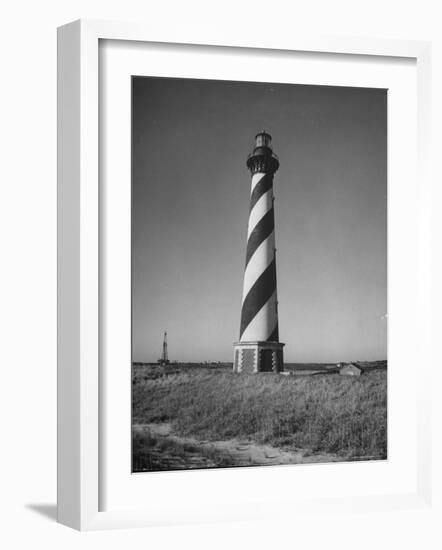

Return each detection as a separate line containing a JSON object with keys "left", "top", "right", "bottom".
{"left": 239, "top": 172, "right": 279, "bottom": 342}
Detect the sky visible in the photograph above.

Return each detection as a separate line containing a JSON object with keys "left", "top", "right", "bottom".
{"left": 132, "top": 76, "right": 387, "bottom": 363}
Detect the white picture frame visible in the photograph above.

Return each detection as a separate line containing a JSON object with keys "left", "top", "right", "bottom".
{"left": 57, "top": 19, "right": 432, "bottom": 531}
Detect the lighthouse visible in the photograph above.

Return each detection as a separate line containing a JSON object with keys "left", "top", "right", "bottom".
{"left": 158, "top": 331, "right": 170, "bottom": 365}
{"left": 233, "top": 132, "right": 285, "bottom": 373}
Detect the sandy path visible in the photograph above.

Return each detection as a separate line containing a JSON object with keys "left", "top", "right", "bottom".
{"left": 133, "top": 422, "right": 341, "bottom": 468}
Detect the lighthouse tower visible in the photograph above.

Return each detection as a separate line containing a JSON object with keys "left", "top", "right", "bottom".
{"left": 233, "top": 132, "right": 284, "bottom": 373}
{"left": 158, "top": 331, "right": 170, "bottom": 365}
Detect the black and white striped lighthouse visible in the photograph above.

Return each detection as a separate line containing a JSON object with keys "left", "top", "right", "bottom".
{"left": 233, "top": 132, "right": 285, "bottom": 373}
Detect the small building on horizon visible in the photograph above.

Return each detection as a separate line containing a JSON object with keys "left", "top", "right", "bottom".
{"left": 339, "top": 363, "right": 364, "bottom": 376}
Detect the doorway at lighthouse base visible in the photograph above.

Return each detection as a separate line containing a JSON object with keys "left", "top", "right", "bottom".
{"left": 233, "top": 342, "right": 285, "bottom": 373}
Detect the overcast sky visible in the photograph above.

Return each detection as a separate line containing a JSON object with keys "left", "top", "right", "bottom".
{"left": 132, "top": 76, "right": 387, "bottom": 363}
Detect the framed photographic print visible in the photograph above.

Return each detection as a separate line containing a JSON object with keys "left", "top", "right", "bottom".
{"left": 130, "top": 76, "right": 388, "bottom": 472}
{"left": 57, "top": 19, "right": 432, "bottom": 530}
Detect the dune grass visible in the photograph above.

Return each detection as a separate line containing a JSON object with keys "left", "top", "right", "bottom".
{"left": 132, "top": 430, "right": 237, "bottom": 471}
{"left": 132, "top": 369, "right": 387, "bottom": 460}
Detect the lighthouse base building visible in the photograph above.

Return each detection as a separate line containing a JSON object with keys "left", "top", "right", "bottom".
{"left": 233, "top": 131, "right": 285, "bottom": 374}
{"left": 233, "top": 341, "right": 284, "bottom": 374}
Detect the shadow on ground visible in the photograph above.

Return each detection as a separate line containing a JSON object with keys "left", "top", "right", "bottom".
{"left": 26, "top": 504, "right": 57, "bottom": 522}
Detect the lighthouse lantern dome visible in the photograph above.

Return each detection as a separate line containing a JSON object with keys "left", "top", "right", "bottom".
{"left": 254, "top": 131, "right": 273, "bottom": 149}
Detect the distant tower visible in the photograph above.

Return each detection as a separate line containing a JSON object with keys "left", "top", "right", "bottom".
{"left": 158, "top": 331, "right": 170, "bottom": 365}
{"left": 233, "top": 132, "right": 284, "bottom": 373}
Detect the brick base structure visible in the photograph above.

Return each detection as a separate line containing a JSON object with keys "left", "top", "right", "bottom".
{"left": 233, "top": 341, "right": 284, "bottom": 373}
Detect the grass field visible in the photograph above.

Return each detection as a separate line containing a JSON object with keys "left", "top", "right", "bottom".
{"left": 132, "top": 365, "right": 387, "bottom": 471}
